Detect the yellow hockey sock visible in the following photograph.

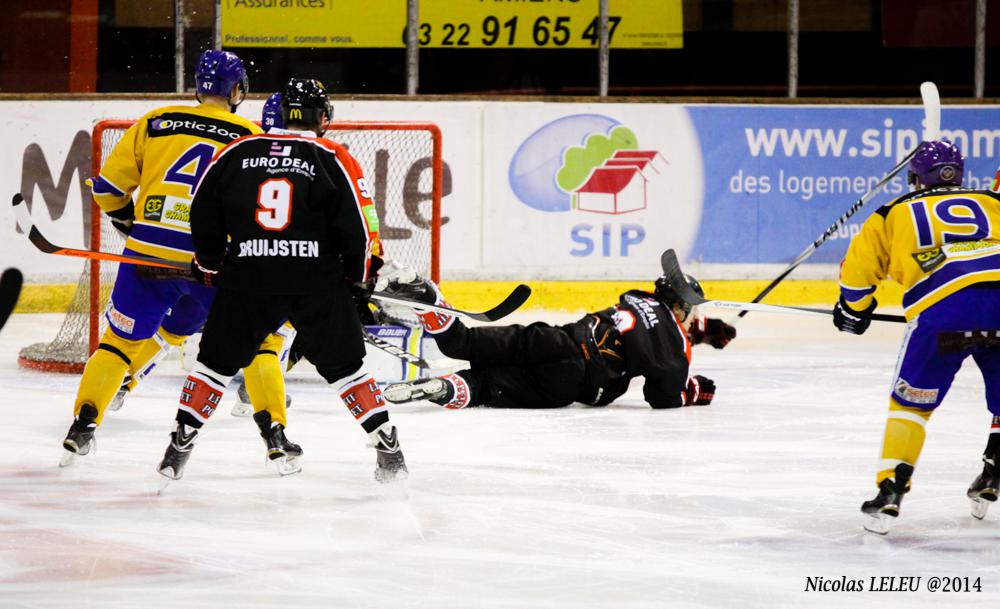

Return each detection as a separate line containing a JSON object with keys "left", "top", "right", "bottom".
{"left": 876, "top": 398, "right": 933, "bottom": 486}
{"left": 73, "top": 329, "right": 146, "bottom": 425}
{"left": 244, "top": 332, "right": 288, "bottom": 427}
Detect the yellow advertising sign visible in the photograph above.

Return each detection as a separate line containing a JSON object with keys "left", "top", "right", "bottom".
{"left": 221, "top": 1, "right": 682, "bottom": 49}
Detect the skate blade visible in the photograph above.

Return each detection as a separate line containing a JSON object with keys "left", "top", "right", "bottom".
{"left": 863, "top": 513, "right": 894, "bottom": 535}
{"left": 58, "top": 450, "right": 77, "bottom": 468}
{"left": 271, "top": 455, "right": 302, "bottom": 477}
{"left": 230, "top": 401, "right": 253, "bottom": 417}
{"left": 970, "top": 496, "right": 994, "bottom": 520}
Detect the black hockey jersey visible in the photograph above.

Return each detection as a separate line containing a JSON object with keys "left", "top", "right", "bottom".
{"left": 569, "top": 289, "right": 691, "bottom": 409}
{"left": 190, "top": 128, "right": 378, "bottom": 293}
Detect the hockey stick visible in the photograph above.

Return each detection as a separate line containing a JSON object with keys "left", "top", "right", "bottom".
{"left": 12, "top": 193, "right": 187, "bottom": 270}
{"left": 369, "top": 284, "right": 532, "bottom": 323}
{"left": 736, "top": 81, "right": 941, "bottom": 318}
{"left": 0, "top": 268, "right": 23, "bottom": 332}
{"left": 661, "top": 250, "right": 905, "bottom": 323}
{"left": 363, "top": 330, "right": 430, "bottom": 369}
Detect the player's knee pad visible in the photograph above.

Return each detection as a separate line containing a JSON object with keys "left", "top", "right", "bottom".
{"left": 178, "top": 363, "right": 233, "bottom": 427}
{"left": 97, "top": 327, "right": 149, "bottom": 365}
{"left": 335, "top": 371, "right": 388, "bottom": 432}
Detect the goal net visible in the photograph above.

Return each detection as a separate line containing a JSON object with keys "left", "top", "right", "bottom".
{"left": 18, "top": 120, "right": 442, "bottom": 373}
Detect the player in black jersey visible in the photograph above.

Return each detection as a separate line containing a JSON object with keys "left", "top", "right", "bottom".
{"left": 380, "top": 269, "right": 733, "bottom": 410}
{"left": 157, "top": 78, "right": 407, "bottom": 484}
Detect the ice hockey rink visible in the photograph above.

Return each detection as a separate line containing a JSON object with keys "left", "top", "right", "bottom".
{"left": 3, "top": 308, "right": 999, "bottom": 609}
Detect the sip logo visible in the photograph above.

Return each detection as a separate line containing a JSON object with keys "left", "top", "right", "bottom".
{"left": 507, "top": 114, "right": 681, "bottom": 259}
{"left": 144, "top": 195, "right": 165, "bottom": 221}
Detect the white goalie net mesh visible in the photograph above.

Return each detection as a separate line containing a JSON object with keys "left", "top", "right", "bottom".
{"left": 18, "top": 121, "right": 440, "bottom": 373}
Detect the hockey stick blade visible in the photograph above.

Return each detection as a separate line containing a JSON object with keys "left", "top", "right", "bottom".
{"left": 660, "top": 250, "right": 904, "bottom": 323}
{"left": 12, "top": 193, "right": 187, "bottom": 270}
{"left": 0, "top": 268, "right": 24, "bottom": 332}
{"left": 660, "top": 249, "right": 708, "bottom": 306}
{"left": 920, "top": 81, "right": 941, "bottom": 142}
{"left": 363, "top": 331, "right": 429, "bottom": 369}
{"left": 370, "top": 283, "right": 531, "bottom": 323}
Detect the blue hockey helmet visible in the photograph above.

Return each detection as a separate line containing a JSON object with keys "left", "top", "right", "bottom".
{"left": 194, "top": 50, "right": 249, "bottom": 109}
{"left": 262, "top": 92, "right": 283, "bottom": 132}
{"left": 908, "top": 140, "right": 964, "bottom": 188}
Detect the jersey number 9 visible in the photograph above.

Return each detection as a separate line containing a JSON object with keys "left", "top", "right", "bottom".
{"left": 256, "top": 178, "right": 293, "bottom": 231}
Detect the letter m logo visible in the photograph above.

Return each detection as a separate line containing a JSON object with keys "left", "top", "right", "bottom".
{"left": 19, "top": 131, "right": 93, "bottom": 245}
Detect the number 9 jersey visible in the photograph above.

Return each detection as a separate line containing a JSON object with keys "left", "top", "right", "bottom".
{"left": 90, "top": 104, "right": 261, "bottom": 263}
{"left": 840, "top": 186, "right": 1000, "bottom": 320}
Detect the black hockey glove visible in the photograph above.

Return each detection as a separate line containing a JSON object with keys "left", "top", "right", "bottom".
{"left": 106, "top": 202, "right": 135, "bottom": 236}
{"left": 190, "top": 255, "right": 222, "bottom": 288}
{"left": 684, "top": 375, "right": 715, "bottom": 406}
{"left": 833, "top": 295, "right": 877, "bottom": 335}
{"left": 689, "top": 318, "right": 736, "bottom": 349}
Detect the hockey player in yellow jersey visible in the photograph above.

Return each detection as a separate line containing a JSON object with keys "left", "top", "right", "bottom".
{"left": 834, "top": 140, "right": 1000, "bottom": 533}
{"left": 61, "top": 50, "right": 299, "bottom": 475}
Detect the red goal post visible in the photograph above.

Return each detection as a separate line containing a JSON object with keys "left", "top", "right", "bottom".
{"left": 18, "top": 119, "right": 442, "bottom": 373}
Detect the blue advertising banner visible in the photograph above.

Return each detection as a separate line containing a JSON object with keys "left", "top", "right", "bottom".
{"left": 687, "top": 105, "right": 1000, "bottom": 264}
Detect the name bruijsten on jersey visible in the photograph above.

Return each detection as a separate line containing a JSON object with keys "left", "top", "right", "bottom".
{"left": 237, "top": 239, "right": 320, "bottom": 258}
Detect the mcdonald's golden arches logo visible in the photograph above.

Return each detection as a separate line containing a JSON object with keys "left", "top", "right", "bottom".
{"left": 290, "top": 108, "right": 302, "bottom": 120}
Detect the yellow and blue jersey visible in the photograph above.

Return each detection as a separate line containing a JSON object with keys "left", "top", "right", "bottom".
{"left": 840, "top": 186, "right": 1000, "bottom": 320}
{"left": 91, "top": 104, "right": 261, "bottom": 263}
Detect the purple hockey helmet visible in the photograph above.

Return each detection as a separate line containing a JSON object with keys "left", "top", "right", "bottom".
{"left": 194, "top": 50, "right": 248, "bottom": 108}
{"left": 262, "top": 92, "right": 283, "bottom": 132}
{"left": 908, "top": 140, "right": 964, "bottom": 188}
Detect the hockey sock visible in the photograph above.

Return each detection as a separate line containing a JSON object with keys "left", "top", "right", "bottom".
{"left": 177, "top": 363, "right": 233, "bottom": 429}
{"left": 243, "top": 334, "right": 288, "bottom": 427}
{"left": 876, "top": 398, "right": 933, "bottom": 486}
{"left": 335, "top": 370, "right": 389, "bottom": 434}
{"left": 435, "top": 372, "right": 472, "bottom": 409}
{"left": 126, "top": 328, "right": 186, "bottom": 391}
{"left": 74, "top": 329, "right": 146, "bottom": 425}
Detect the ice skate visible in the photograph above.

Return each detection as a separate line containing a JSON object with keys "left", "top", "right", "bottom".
{"left": 369, "top": 422, "right": 408, "bottom": 483}
{"left": 861, "top": 464, "right": 912, "bottom": 534}
{"left": 967, "top": 456, "right": 999, "bottom": 520}
{"left": 253, "top": 411, "right": 303, "bottom": 476}
{"left": 60, "top": 404, "right": 98, "bottom": 467}
{"left": 384, "top": 377, "right": 451, "bottom": 404}
{"left": 157, "top": 423, "right": 199, "bottom": 482}
{"left": 231, "top": 380, "right": 291, "bottom": 417}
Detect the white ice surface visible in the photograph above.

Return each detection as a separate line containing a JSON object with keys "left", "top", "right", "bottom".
{"left": 2, "top": 310, "right": 1000, "bottom": 609}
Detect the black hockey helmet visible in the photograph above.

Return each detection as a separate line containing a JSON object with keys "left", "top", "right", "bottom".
{"left": 281, "top": 78, "right": 332, "bottom": 129}
{"left": 654, "top": 273, "right": 703, "bottom": 318}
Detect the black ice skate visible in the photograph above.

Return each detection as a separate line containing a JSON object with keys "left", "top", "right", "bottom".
{"left": 967, "top": 455, "right": 999, "bottom": 520}
{"left": 369, "top": 422, "right": 408, "bottom": 483}
{"left": 385, "top": 275, "right": 439, "bottom": 305}
{"left": 861, "top": 463, "right": 913, "bottom": 534}
{"left": 383, "top": 377, "right": 452, "bottom": 405}
{"left": 157, "top": 423, "right": 200, "bottom": 482}
{"left": 253, "top": 411, "right": 303, "bottom": 476}
{"left": 59, "top": 404, "right": 99, "bottom": 467}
